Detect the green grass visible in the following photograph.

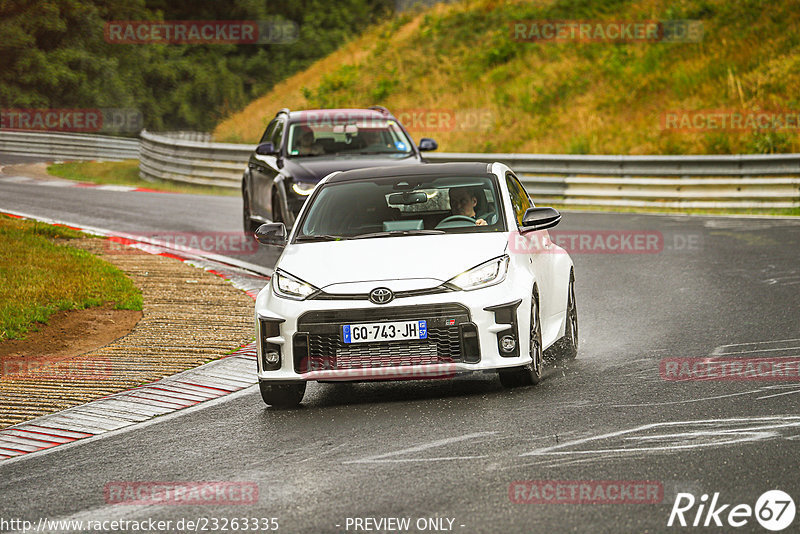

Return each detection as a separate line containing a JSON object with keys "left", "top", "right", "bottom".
{"left": 47, "top": 161, "right": 238, "bottom": 196}
{"left": 215, "top": 0, "right": 800, "bottom": 155}
{"left": 0, "top": 215, "right": 143, "bottom": 341}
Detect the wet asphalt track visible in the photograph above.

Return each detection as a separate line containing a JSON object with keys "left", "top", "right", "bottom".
{"left": 1, "top": 157, "right": 799, "bottom": 533}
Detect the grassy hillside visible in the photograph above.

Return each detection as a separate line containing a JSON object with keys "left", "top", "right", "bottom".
{"left": 214, "top": 0, "right": 800, "bottom": 155}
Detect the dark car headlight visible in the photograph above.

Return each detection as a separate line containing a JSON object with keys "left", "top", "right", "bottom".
{"left": 291, "top": 182, "right": 316, "bottom": 196}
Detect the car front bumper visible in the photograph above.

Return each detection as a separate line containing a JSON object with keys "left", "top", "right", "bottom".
{"left": 255, "top": 278, "right": 535, "bottom": 383}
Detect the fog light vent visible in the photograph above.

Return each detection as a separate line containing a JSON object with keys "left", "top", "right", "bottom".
{"left": 259, "top": 317, "right": 284, "bottom": 371}
{"left": 264, "top": 350, "right": 280, "bottom": 365}
{"left": 500, "top": 335, "right": 516, "bottom": 353}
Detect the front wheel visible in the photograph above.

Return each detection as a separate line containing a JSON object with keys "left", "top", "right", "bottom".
{"left": 499, "top": 288, "right": 543, "bottom": 388}
{"left": 259, "top": 381, "right": 306, "bottom": 408}
{"left": 272, "top": 195, "right": 283, "bottom": 224}
{"left": 242, "top": 190, "right": 259, "bottom": 234}
{"left": 553, "top": 271, "right": 578, "bottom": 360}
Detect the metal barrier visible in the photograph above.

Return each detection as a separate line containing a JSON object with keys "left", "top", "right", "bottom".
{"left": 139, "top": 131, "right": 800, "bottom": 208}
{"left": 139, "top": 130, "right": 250, "bottom": 188}
{"left": 425, "top": 153, "right": 800, "bottom": 209}
{"left": 0, "top": 130, "right": 139, "bottom": 161}
{"left": 2, "top": 130, "right": 797, "bottom": 209}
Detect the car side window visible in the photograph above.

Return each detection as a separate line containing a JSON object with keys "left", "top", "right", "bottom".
{"left": 271, "top": 120, "right": 285, "bottom": 150}
{"left": 259, "top": 120, "right": 276, "bottom": 144}
{"left": 505, "top": 173, "right": 532, "bottom": 227}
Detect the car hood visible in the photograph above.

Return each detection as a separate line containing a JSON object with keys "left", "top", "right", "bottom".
{"left": 277, "top": 232, "right": 509, "bottom": 292}
{"left": 281, "top": 154, "right": 420, "bottom": 182}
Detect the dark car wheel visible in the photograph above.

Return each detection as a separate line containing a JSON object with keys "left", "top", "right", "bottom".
{"left": 242, "top": 190, "right": 259, "bottom": 234}
{"left": 553, "top": 271, "right": 578, "bottom": 360}
{"left": 259, "top": 381, "right": 306, "bottom": 408}
{"left": 272, "top": 195, "right": 283, "bottom": 224}
{"left": 499, "top": 288, "right": 543, "bottom": 388}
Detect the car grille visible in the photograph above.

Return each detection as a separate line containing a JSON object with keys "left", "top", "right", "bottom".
{"left": 294, "top": 304, "right": 472, "bottom": 373}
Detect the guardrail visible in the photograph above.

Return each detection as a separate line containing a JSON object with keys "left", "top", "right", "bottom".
{"left": 0, "top": 130, "right": 139, "bottom": 161}
{"left": 139, "top": 131, "right": 799, "bottom": 209}
{"left": 139, "top": 130, "right": 250, "bottom": 188}
{"left": 425, "top": 153, "right": 800, "bottom": 209}
{"left": 3, "top": 130, "right": 797, "bottom": 209}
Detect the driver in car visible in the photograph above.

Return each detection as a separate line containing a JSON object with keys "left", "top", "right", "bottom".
{"left": 297, "top": 129, "right": 324, "bottom": 156}
{"left": 359, "top": 129, "right": 394, "bottom": 151}
{"left": 448, "top": 187, "right": 487, "bottom": 226}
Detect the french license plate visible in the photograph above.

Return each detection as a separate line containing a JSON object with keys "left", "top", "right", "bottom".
{"left": 343, "top": 320, "right": 427, "bottom": 344}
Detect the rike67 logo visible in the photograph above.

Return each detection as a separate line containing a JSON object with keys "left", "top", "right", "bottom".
{"left": 668, "top": 490, "right": 796, "bottom": 531}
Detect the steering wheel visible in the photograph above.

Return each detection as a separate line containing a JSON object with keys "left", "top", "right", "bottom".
{"left": 476, "top": 211, "right": 496, "bottom": 225}
{"left": 435, "top": 215, "right": 477, "bottom": 229}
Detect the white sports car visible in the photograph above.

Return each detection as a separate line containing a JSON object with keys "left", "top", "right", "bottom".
{"left": 253, "top": 162, "right": 578, "bottom": 407}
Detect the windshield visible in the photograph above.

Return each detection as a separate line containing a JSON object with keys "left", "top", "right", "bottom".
{"left": 294, "top": 174, "right": 506, "bottom": 241}
{"left": 286, "top": 118, "right": 414, "bottom": 158}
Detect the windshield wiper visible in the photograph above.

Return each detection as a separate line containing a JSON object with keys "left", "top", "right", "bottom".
{"left": 294, "top": 234, "right": 346, "bottom": 242}
{"left": 287, "top": 153, "right": 328, "bottom": 158}
{"left": 351, "top": 229, "right": 445, "bottom": 240}
{"left": 341, "top": 150, "right": 407, "bottom": 156}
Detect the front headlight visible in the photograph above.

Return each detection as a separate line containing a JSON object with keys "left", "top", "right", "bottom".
{"left": 272, "top": 270, "right": 318, "bottom": 300}
{"left": 447, "top": 255, "right": 509, "bottom": 291}
{"left": 291, "top": 181, "right": 316, "bottom": 196}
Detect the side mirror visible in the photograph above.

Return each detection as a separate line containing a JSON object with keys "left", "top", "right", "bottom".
{"left": 255, "top": 142, "right": 277, "bottom": 156}
{"left": 418, "top": 138, "right": 438, "bottom": 151}
{"left": 254, "top": 223, "right": 287, "bottom": 245}
{"left": 521, "top": 207, "right": 561, "bottom": 231}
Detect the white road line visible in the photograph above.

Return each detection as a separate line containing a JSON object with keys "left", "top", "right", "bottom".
{"left": 353, "top": 456, "right": 490, "bottom": 463}
{"left": 37, "top": 180, "right": 74, "bottom": 187}
{"left": 711, "top": 338, "right": 800, "bottom": 354}
{"left": 94, "top": 184, "right": 137, "bottom": 191}
{"left": 520, "top": 416, "right": 800, "bottom": 457}
{"left": 344, "top": 431, "right": 498, "bottom": 464}
{"left": 713, "top": 347, "right": 800, "bottom": 355}
{"left": 610, "top": 388, "right": 765, "bottom": 407}
{"left": 756, "top": 387, "right": 800, "bottom": 400}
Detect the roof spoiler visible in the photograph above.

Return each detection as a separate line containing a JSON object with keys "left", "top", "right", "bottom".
{"left": 368, "top": 105, "right": 391, "bottom": 115}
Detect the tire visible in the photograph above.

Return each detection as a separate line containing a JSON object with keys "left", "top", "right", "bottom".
{"left": 499, "top": 288, "right": 543, "bottom": 388}
{"left": 553, "top": 271, "right": 578, "bottom": 360}
{"left": 259, "top": 381, "right": 306, "bottom": 408}
{"left": 272, "top": 195, "right": 283, "bottom": 224}
{"left": 242, "top": 190, "right": 259, "bottom": 234}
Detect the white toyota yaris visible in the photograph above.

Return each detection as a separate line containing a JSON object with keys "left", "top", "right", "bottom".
{"left": 253, "top": 162, "right": 578, "bottom": 407}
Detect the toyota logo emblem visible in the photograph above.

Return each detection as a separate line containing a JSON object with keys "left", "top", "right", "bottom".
{"left": 369, "top": 287, "right": 394, "bottom": 305}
